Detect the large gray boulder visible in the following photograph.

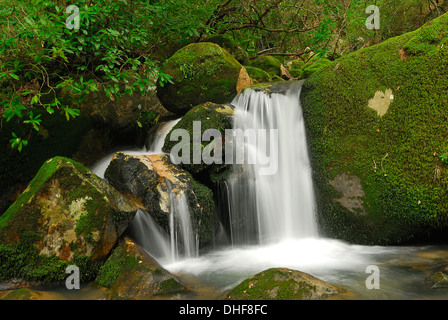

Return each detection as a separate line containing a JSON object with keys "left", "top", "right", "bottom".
{"left": 104, "top": 152, "right": 218, "bottom": 247}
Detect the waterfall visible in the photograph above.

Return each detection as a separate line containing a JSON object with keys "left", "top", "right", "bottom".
{"left": 225, "top": 80, "right": 318, "bottom": 245}
{"left": 91, "top": 119, "right": 200, "bottom": 263}
{"left": 128, "top": 192, "right": 198, "bottom": 265}
{"left": 90, "top": 119, "right": 181, "bottom": 179}
{"left": 168, "top": 190, "right": 199, "bottom": 261}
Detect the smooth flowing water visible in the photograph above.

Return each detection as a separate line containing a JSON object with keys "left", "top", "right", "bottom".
{"left": 90, "top": 119, "right": 181, "bottom": 179}
{"left": 225, "top": 80, "right": 317, "bottom": 245}
{"left": 90, "top": 119, "right": 200, "bottom": 263}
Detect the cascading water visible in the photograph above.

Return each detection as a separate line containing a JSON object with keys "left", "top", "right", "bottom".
{"left": 128, "top": 192, "right": 198, "bottom": 265}
{"left": 168, "top": 190, "right": 199, "bottom": 262}
{"left": 90, "top": 119, "right": 181, "bottom": 179}
{"left": 225, "top": 81, "right": 318, "bottom": 245}
{"left": 90, "top": 119, "right": 199, "bottom": 264}
{"left": 164, "top": 81, "right": 382, "bottom": 295}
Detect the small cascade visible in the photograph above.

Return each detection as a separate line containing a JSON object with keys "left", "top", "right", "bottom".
{"left": 168, "top": 190, "right": 199, "bottom": 262}
{"left": 90, "top": 118, "right": 199, "bottom": 263}
{"left": 127, "top": 209, "right": 172, "bottom": 261}
{"left": 90, "top": 119, "right": 181, "bottom": 179}
{"left": 128, "top": 192, "right": 198, "bottom": 265}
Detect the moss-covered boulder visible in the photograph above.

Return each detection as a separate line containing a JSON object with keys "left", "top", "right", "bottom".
{"left": 225, "top": 268, "right": 339, "bottom": 300}
{"left": 104, "top": 153, "right": 218, "bottom": 247}
{"left": 301, "top": 57, "right": 333, "bottom": 79}
{"left": 245, "top": 66, "right": 272, "bottom": 83}
{"left": 301, "top": 12, "right": 448, "bottom": 245}
{"left": 248, "top": 55, "right": 283, "bottom": 77}
{"left": 0, "top": 157, "right": 138, "bottom": 285}
{"left": 96, "top": 237, "right": 187, "bottom": 299}
{"left": 286, "top": 58, "right": 305, "bottom": 71}
{"left": 156, "top": 42, "right": 245, "bottom": 115}
{"left": 202, "top": 35, "right": 250, "bottom": 65}
{"left": 162, "top": 102, "right": 235, "bottom": 185}
{"left": 80, "top": 87, "right": 173, "bottom": 134}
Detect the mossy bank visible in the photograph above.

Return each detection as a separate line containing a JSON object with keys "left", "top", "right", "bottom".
{"left": 301, "top": 13, "right": 448, "bottom": 245}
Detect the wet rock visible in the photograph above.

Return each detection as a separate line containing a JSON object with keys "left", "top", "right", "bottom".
{"left": 104, "top": 153, "right": 218, "bottom": 247}
{"left": 225, "top": 268, "right": 340, "bottom": 300}
{"left": 162, "top": 102, "right": 235, "bottom": 185}
{"left": 80, "top": 87, "right": 174, "bottom": 134}
{"left": 0, "top": 157, "right": 138, "bottom": 284}
{"left": 156, "top": 42, "right": 244, "bottom": 115}
{"left": 96, "top": 237, "right": 187, "bottom": 299}
{"left": 329, "top": 173, "right": 366, "bottom": 216}
{"left": 0, "top": 288, "right": 42, "bottom": 300}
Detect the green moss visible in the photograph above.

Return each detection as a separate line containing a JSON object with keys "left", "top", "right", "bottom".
{"left": 226, "top": 269, "right": 319, "bottom": 300}
{"left": 404, "top": 17, "right": 448, "bottom": 55}
{"left": 289, "top": 69, "right": 303, "bottom": 78}
{"left": 288, "top": 58, "right": 305, "bottom": 70}
{"left": 95, "top": 245, "right": 140, "bottom": 288}
{"left": 203, "top": 35, "right": 249, "bottom": 65}
{"left": 0, "top": 242, "right": 101, "bottom": 284}
{"left": 0, "top": 288, "right": 41, "bottom": 300}
{"left": 249, "top": 56, "right": 282, "bottom": 77}
{"left": 0, "top": 157, "right": 124, "bottom": 283}
{"left": 301, "top": 12, "right": 448, "bottom": 244}
{"left": 185, "top": 171, "right": 217, "bottom": 245}
{"left": 157, "top": 43, "right": 242, "bottom": 115}
{"left": 244, "top": 66, "right": 272, "bottom": 83}
{"left": 0, "top": 157, "right": 87, "bottom": 232}
{"left": 162, "top": 102, "right": 234, "bottom": 184}
{"left": 301, "top": 58, "right": 333, "bottom": 79}
{"left": 158, "top": 278, "right": 185, "bottom": 295}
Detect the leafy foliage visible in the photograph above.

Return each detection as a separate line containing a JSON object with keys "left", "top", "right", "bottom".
{"left": 1, "top": 0, "right": 447, "bottom": 152}
{"left": 0, "top": 0, "right": 218, "bottom": 150}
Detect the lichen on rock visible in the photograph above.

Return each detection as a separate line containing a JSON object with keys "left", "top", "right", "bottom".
{"left": 0, "top": 157, "right": 138, "bottom": 285}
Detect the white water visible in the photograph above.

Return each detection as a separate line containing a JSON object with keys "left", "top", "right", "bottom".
{"left": 78, "top": 83, "right": 448, "bottom": 300}
{"left": 168, "top": 190, "right": 199, "bottom": 262}
{"left": 225, "top": 81, "right": 317, "bottom": 245}
{"left": 90, "top": 119, "right": 181, "bottom": 179}
{"left": 90, "top": 119, "right": 200, "bottom": 264}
